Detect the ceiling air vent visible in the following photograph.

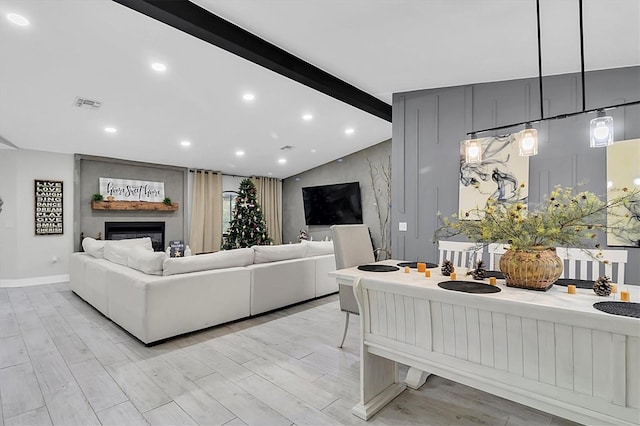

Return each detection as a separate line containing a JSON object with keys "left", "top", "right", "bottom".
{"left": 280, "top": 145, "right": 295, "bottom": 150}
{"left": 73, "top": 97, "right": 102, "bottom": 109}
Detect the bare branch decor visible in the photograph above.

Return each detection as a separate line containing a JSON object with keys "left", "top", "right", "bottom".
{"left": 367, "top": 154, "right": 391, "bottom": 258}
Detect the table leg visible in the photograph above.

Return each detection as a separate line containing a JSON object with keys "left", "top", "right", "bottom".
{"left": 352, "top": 349, "right": 406, "bottom": 420}
{"left": 405, "top": 367, "right": 430, "bottom": 390}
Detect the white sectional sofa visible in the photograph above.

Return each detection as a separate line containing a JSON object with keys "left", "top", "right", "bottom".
{"left": 70, "top": 238, "right": 336, "bottom": 344}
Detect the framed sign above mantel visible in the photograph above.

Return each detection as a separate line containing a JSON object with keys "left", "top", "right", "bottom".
{"left": 92, "top": 177, "right": 178, "bottom": 211}
{"left": 99, "top": 177, "right": 164, "bottom": 202}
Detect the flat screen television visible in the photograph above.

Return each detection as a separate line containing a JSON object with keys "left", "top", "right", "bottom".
{"left": 302, "top": 182, "right": 363, "bottom": 226}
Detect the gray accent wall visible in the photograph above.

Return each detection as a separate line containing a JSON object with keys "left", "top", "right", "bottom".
{"left": 282, "top": 140, "right": 391, "bottom": 249}
{"left": 75, "top": 155, "right": 188, "bottom": 251}
{"left": 392, "top": 66, "right": 640, "bottom": 284}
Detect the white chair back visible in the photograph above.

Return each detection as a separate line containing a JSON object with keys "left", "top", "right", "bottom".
{"left": 438, "top": 240, "right": 481, "bottom": 270}
{"left": 556, "top": 247, "right": 628, "bottom": 283}
{"left": 331, "top": 225, "right": 375, "bottom": 270}
{"left": 487, "top": 243, "right": 510, "bottom": 270}
{"left": 331, "top": 225, "right": 375, "bottom": 317}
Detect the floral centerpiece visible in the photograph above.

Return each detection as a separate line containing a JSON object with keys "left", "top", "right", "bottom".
{"left": 437, "top": 184, "right": 639, "bottom": 290}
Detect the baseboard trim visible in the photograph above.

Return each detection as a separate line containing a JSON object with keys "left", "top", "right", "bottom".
{"left": 0, "top": 274, "right": 69, "bottom": 288}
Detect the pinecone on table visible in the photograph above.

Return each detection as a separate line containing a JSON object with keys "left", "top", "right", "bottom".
{"left": 593, "top": 276, "right": 612, "bottom": 296}
{"left": 467, "top": 260, "right": 487, "bottom": 280}
{"left": 441, "top": 260, "right": 455, "bottom": 276}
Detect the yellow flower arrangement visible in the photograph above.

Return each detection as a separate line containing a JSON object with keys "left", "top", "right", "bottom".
{"left": 437, "top": 184, "right": 639, "bottom": 252}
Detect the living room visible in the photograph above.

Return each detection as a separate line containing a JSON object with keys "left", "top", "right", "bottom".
{"left": 0, "top": 1, "right": 639, "bottom": 425}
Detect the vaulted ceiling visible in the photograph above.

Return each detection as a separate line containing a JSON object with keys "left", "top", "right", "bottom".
{"left": 1, "top": 0, "right": 637, "bottom": 178}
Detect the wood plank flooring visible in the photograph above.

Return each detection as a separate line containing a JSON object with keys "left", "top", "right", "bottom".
{"left": 0, "top": 283, "right": 579, "bottom": 425}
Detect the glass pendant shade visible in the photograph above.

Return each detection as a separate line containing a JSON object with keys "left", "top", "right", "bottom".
{"left": 464, "top": 138, "right": 482, "bottom": 163}
{"left": 518, "top": 127, "right": 538, "bottom": 156}
{"left": 590, "top": 114, "right": 614, "bottom": 147}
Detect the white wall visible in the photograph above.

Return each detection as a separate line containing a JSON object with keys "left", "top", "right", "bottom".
{"left": 0, "top": 149, "right": 74, "bottom": 286}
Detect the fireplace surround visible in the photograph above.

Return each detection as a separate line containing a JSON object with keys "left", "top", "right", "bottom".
{"left": 105, "top": 221, "right": 165, "bottom": 251}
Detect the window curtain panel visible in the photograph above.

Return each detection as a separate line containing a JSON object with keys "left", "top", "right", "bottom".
{"left": 189, "top": 171, "right": 222, "bottom": 253}
{"left": 251, "top": 176, "right": 282, "bottom": 245}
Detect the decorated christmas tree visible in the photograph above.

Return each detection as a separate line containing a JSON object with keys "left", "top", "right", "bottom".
{"left": 222, "top": 178, "right": 272, "bottom": 249}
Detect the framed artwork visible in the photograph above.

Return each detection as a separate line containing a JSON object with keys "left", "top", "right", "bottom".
{"left": 98, "top": 177, "right": 164, "bottom": 202}
{"left": 607, "top": 138, "right": 640, "bottom": 247}
{"left": 35, "top": 179, "right": 63, "bottom": 235}
{"left": 459, "top": 134, "right": 529, "bottom": 220}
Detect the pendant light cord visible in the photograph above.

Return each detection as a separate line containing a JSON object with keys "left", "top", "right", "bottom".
{"left": 536, "top": 0, "right": 544, "bottom": 120}
{"left": 579, "top": 0, "right": 586, "bottom": 112}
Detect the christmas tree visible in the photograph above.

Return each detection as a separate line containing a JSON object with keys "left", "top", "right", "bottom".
{"left": 222, "top": 178, "right": 272, "bottom": 249}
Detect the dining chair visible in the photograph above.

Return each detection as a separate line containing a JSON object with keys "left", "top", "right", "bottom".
{"left": 487, "top": 243, "right": 510, "bottom": 270}
{"left": 556, "top": 247, "right": 628, "bottom": 283}
{"left": 438, "top": 240, "right": 481, "bottom": 270}
{"left": 331, "top": 224, "right": 375, "bottom": 348}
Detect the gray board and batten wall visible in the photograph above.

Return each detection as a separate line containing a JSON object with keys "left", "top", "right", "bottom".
{"left": 74, "top": 154, "right": 188, "bottom": 251}
{"left": 282, "top": 139, "right": 391, "bottom": 250}
{"left": 392, "top": 66, "right": 640, "bottom": 284}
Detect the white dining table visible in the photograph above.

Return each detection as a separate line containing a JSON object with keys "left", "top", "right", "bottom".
{"left": 330, "top": 260, "right": 640, "bottom": 425}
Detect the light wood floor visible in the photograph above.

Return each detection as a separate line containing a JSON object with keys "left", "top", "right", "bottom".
{"left": 0, "top": 283, "right": 578, "bottom": 426}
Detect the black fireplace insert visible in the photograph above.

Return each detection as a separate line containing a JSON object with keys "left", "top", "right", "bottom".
{"left": 105, "top": 221, "right": 165, "bottom": 251}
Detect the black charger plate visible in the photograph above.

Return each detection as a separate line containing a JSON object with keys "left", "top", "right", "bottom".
{"left": 397, "top": 262, "right": 438, "bottom": 269}
{"left": 438, "top": 280, "right": 501, "bottom": 294}
{"left": 357, "top": 265, "right": 400, "bottom": 272}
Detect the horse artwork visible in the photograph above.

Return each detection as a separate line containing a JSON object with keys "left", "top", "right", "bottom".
{"left": 459, "top": 134, "right": 529, "bottom": 220}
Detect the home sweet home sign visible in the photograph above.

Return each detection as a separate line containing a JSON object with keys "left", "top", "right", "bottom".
{"left": 35, "top": 179, "right": 63, "bottom": 235}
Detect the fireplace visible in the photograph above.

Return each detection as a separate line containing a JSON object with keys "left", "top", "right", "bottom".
{"left": 105, "top": 222, "right": 165, "bottom": 251}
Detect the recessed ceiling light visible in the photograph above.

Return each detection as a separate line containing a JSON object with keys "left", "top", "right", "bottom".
{"left": 236, "top": 150, "right": 245, "bottom": 156}
{"left": 7, "top": 13, "right": 29, "bottom": 26}
{"left": 310, "top": 149, "right": 317, "bottom": 153}
{"left": 302, "top": 114, "right": 313, "bottom": 121}
{"left": 151, "top": 62, "right": 167, "bottom": 72}
{"left": 180, "top": 140, "right": 191, "bottom": 147}
{"left": 295, "top": 177, "right": 300, "bottom": 181}
{"left": 278, "top": 158, "right": 286, "bottom": 164}
{"left": 267, "top": 172, "right": 273, "bottom": 176}
{"left": 243, "top": 93, "right": 255, "bottom": 102}
{"left": 345, "top": 128, "right": 355, "bottom": 135}
{"left": 270, "top": 132, "right": 279, "bottom": 139}
{"left": 337, "top": 158, "right": 344, "bottom": 162}
{"left": 104, "top": 127, "right": 117, "bottom": 134}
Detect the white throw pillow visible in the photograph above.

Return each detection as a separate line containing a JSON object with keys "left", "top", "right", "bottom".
{"left": 302, "top": 240, "right": 334, "bottom": 257}
{"left": 128, "top": 246, "right": 167, "bottom": 275}
{"left": 163, "top": 248, "right": 254, "bottom": 276}
{"left": 106, "top": 237, "right": 153, "bottom": 250}
{"left": 104, "top": 244, "right": 133, "bottom": 266}
{"left": 82, "top": 237, "right": 106, "bottom": 258}
{"left": 252, "top": 244, "right": 306, "bottom": 264}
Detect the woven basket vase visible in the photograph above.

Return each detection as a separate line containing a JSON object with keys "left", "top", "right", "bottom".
{"left": 499, "top": 248, "right": 563, "bottom": 291}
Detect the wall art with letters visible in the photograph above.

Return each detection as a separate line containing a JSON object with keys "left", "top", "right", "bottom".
{"left": 35, "top": 179, "right": 63, "bottom": 235}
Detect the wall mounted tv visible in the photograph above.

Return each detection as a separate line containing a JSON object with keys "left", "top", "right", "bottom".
{"left": 302, "top": 182, "right": 363, "bottom": 226}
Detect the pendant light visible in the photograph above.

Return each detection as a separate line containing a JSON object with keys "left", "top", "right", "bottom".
{"left": 464, "top": 134, "right": 482, "bottom": 163}
{"left": 518, "top": 123, "right": 538, "bottom": 156}
{"left": 590, "top": 110, "right": 614, "bottom": 147}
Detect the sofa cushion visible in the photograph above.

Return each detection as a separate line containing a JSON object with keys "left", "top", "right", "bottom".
{"left": 82, "top": 237, "right": 106, "bottom": 258}
{"left": 103, "top": 244, "right": 133, "bottom": 266}
{"left": 252, "top": 244, "right": 306, "bottom": 264}
{"left": 84, "top": 236, "right": 153, "bottom": 259}
{"left": 302, "top": 240, "right": 334, "bottom": 257}
{"left": 163, "top": 248, "right": 254, "bottom": 276}
{"left": 128, "top": 246, "right": 167, "bottom": 275}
